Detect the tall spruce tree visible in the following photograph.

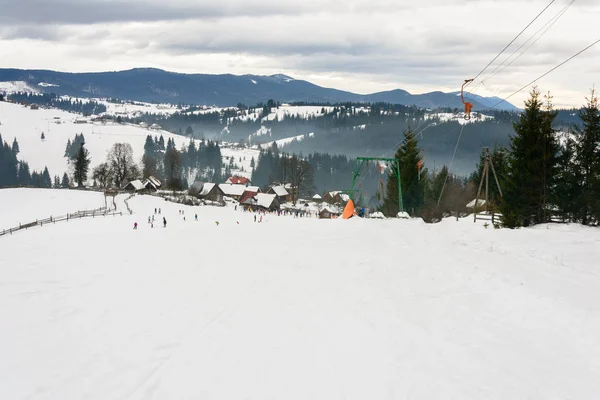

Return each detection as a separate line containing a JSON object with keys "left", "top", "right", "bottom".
{"left": 41, "top": 166, "right": 52, "bottom": 188}
{"left": 500, "top": 87, "right": 559, "bottom": 227}
{"left": 73, "top": 143, "right": 91, "bottom": 187}
{"left": 382, "top": 126, "right": 424, "bottom": 216}
{"left": 553, "top": 135, "right": 579, "bottom": 222}
{"left": 12, "top": 138, "right": 19, "bottom": 155}
{"left": 573, "top": 90, "right": 600, "bottom": 225}
{"left": 61, "top": 172, "right": 70, "bottom": 188}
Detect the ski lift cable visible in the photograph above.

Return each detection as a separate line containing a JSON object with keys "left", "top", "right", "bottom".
{"left": 437, "top": 124, "right": 466, "bottom": 207}
{"left": 491, "top": 38, "right": 600, "bottom": 109}
{"left": 465, "top": 0, "right": 557, "bottom": 91}
{"left": 473, "top": 0, "right": 575, "bottom": 90}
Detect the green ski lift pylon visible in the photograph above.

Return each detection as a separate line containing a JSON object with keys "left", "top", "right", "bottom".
{"left": 350, "top": 157, "right": 403, "bottom": 213}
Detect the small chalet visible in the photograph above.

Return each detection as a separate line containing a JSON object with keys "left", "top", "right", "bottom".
{"left": 256, "top": 193, "right": 280, "bottom": 211}
{"left": 267, "top": 185, "right": 290, "bottom": 202}
{"left": 199, "top": 183, "right": 225, "bottom": 202}
{"left": 239, "top": 187, "right": 261, "bottom": 205}
{"left": 219, "top": 183, "right": 246, "bottom": 200}
{"left": 150, "top": 123, "right": 162, "bottom": 130}
{"left": 226, "top": 176, "right": 251, "bottom": 186}
{"left": 323, "top": 191, "right": 349, "bottom": 205}
{"left": 319, "top": 207, "right": 339, "bottom": 219}
{"left": 123, "top": 179, "right": 145, "bottom": 192}
{"left": 312, "top": 194, "right": 322, "bottom": 202}
{"left": 142, "top": 176, "right": 161, "bottom": 191}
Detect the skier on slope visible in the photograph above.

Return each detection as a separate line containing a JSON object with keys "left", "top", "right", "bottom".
{"left": 163, "top": 217, "right": 167, "bottom": 228}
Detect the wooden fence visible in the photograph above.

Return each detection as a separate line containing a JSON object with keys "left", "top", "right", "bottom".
{"left": 0, "top": 207, "right": 123, "bottom": 238}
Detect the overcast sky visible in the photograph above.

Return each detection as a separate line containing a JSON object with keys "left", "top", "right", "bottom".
{"left": 0, "top": 0, "right": 598, "bottom": 108}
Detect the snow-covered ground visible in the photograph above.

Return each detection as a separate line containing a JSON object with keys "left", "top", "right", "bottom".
{"left": 0, "top": 188, "right": 108, "bottom": 229}
{"left": 0, "top": 81, "right": 39, "bottom": 94}
{"left": 261, "top": 105, "right": 334, "bottom": 122}
{"left": 0, "top": 101, "right": 193, "bottom": 178}
{"left": 1, "top": 189, "right": 600, "bottom": 399}
{"left": 424, "top": 111, "right": 494, "bottom": 125}
{"left": 97, "top": 100, "right": 180, "bottom": 118}
{"left": 260, "top": 132, "right": 314, "bottom": 149}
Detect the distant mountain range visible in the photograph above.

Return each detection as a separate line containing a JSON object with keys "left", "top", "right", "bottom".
{"left": 0, "top": 68, "right": 519, "bottom": 111}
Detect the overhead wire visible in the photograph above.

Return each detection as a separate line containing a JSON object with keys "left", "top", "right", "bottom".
{"left": 466, "top": 0, "right": 557, "bottom": 90}
{"left": 490, "top": 38, "right": 600, "bottom": 109}
{"left": 473, "top": 0, "right": 575, "bottom": 90}
{"left": 437, "top": 124, "right": 466, "bottom": 207}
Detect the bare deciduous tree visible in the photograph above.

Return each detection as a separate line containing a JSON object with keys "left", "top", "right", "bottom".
{"left": 107, "top": 143, "right": 137, "bottom": 187}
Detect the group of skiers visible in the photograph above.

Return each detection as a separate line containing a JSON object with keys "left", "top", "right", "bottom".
{"left": 134, "top": 207, "right": 203, "bottom": 230}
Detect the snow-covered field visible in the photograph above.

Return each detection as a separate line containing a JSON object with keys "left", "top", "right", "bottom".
{"left": 0, "top": 101, "right": 193, "bottom": 177}
{"left": 0, "top": 81, "right": 40, "bottom": 94}
{"left": 261, "top": 105, "right": 334, "bottom": 122}
{"left": 425, "top": 111, "right": 494, "bottom": 125}
{"left": 260, "top": 132, "right": 315, "bottom": 149}
{"left": 1, "top": 188, "right": 600, "bottom": 399}
{"left": 0, "top": 188, "right": 107, "bottom": 228}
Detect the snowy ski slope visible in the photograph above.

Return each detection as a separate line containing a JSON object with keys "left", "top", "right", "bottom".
{"left": 1, "top": 189, "right": 599, "bottom": 399}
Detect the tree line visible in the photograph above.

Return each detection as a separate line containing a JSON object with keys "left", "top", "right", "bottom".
{"left": 7, "top": 92, "right": 107, "bottom": 115}
{"left": 379, "top": 87, "right": 600, "bottom": 226}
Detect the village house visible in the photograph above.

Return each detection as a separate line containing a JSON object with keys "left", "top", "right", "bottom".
{"left": 239, "top": 186, "right": 261, "bottom": 205}
{"left": 225, "top": 176, "right": 252, "bottom": 186}
{"left": 199, "top": 183, "right": 225, "bottom": 203}
{"left": 267, "top": 185, "right": 291, "bottom": 203}
{"left": 323, "top": 191, "right": 350, "bottom": 205}
{"left": 256, "top": 193, "right": 280, "bottom": 211}
{"left": 218, "top": 183, "right": 246, "bottom": 201}
{"left": 319, "top": 207, "right": 340, "bottom": 219}
{"left": 141, "top": 176, "right": 162, "bottom": 191}
{"left": 123, "top": 179, "right": 145, "bottom": 192}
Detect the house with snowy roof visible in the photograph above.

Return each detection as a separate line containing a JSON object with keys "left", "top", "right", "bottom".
{"left": 219, "top": 183, "right": 247, "bottom": 200}
{"left": 199, "top": 183, "right": 225, "bottom": 202}
{"left": 142, "top": 176, "right": 162, "bottom": 191}
{"left": 267, "top": 185, "right": 291, "bottom": 203}
{"left": 123, "top": 179, "right": 145, "bottom": 192}
{"left": 319, "top": 206, "right": 339, "bottom": 219}
{"left": 256, "top": 193, "right": 280, "bottom": 210}
{"left": 225, "top": 176, "right": 251, "bottom": 186}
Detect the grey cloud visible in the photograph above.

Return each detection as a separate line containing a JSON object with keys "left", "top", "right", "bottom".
{"left": 0, "top": 0, "right": 321, "bottom": 25}
{"left": 0, "top": 24, "right": 68, "bottom": 41}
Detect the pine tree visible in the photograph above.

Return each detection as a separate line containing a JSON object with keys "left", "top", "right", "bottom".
{"left": 73, "top": 143, "right": 91, "bottom": 187}
{"left": 573, "top": 90, "right": 600, "bottom": 225}
{"left": 500, "top": 87, "right": 559, "bottom": 227}
{"left": 64, "top": 138, "right": 72, "bottom": 158}
{"left": 382, "top": 126, "right": 424, "bottom": 216}
{"left": 41, "top": 166, "right": 52, "bottom": 188}
{"left": 18, "top": 161, "right": 31, "bottom": 186}
{"left": 12, "top": 138, "right": 19, "bottom": 155}
{"left": 553, "top": 135, "right": 579, "bottom": 222}
{"left": 54, "top": 175, "right": 61, "bottom": 188}
{"left": 61, "top": 172, "right": 70, "bottom": 188}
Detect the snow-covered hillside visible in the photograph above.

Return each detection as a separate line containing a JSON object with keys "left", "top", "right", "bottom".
{"left": 261, "top": 132, "right": 315, "bottom": 149}
{"left": 0, "top": 81, "right": 39, "bottom": 94}
{"left": 1, "top": 189, "right": 600, "bottom": 399}
{"left": 0, "top": 101, "right": 192, "bottom": 177}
